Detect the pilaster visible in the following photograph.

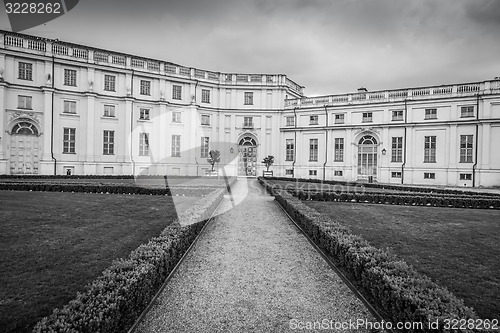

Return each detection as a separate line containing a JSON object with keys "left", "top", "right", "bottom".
{"left": 40, "top": 87, "right": 55, "bottom": 161}
{"left": 85, "top": 92, "right": 97, "bottom": 161}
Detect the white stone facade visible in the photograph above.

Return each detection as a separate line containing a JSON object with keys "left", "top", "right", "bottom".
{"left": 1, "top": 30, "right": 499, "bottom": 187}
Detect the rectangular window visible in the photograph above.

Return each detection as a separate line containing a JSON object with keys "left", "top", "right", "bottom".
{"left": 334, "top": 170, "right": 343, "bottom": 176}
{"left": 140, "top": 80, "right": 151, "bottom": 95}
{"left": 460, "top": 135, "right": 473, "bottom": 163}
{"left": 139, "top": 108, "right": 150, "bottom": 120}
{"left": 243, "top": 117, "right": 253, "bottom": 128}
{"left": 103, "top": 130, "right": 114, "bottom": 155}
{"left": 362, "top": 112, "right": 373, "bottom": 122}
{"left": 461, "top": 106, "right": 474, "bottom": 118}
{"left": 171, "top": 135, "right": 181, "bottom": 157}
{"left": 63, "top": 100, "right": 76, "bottom": 114}
{"left": 172, "top": 111, "right": 181, "bottom": 123}
{"left": 63, "top": 128, "right": 76, "bottom": 154}
{"left": 201, "top": 137, "right": 209, "bottom": 158}
{"left": 201, "top": 89, "right": 210, "bottom": 103}
{"left": 103, "top": 105, "right": 115, "bottom": 117}
{"left": 309, "top": 115, "right": 318, "bottom": 125}
{"left": 285, "top": 139, "right": 294, "bottom": 161}
{"left": 424, "top": 136, "right": 436, "bottom": 163}
{"left": 201, "top": 114, "right": 210, "bottom": 126}
{"left": 334, "top": 114, "right": 344, "bottom": 124}
{"left": 309, "top": 138, "right": 318, "bottom": 162}
{"left": 425, "top": 108, "right": 437, "bottom": 119}
{"left": 334, "top": 138, "right": 344, "bottom": 162}
{"left": 286, "top": 116, "right": 295, "bottom": 126}
{"left": 460, "top": 173, "right": 472, "bottom": 180}
{"left": 104, "top": 75, "right": 116, "bottom": 92}
{"left": 18, "top": 62, "right": 33, "bottom": 81}
{"left": 309, "top": 170, "right": 317, "bottom": 176}
{"left": 424, "top": 172, "right": 435, "bottom": 179}
{"left": 285, "top": 169, "right": 294, "bottom": 176}
{"left": 244, "top": 92, "right": 253, "bottom": 105}
{"left": 392, "top": 110, "right": 404, "bottom": 121}
{"left": 18, "top": 95, "right": 32, "bottom": 109}
{"left": 64, "top": 69, "right": 77, "bottom": 86}
{"left": 139, "top": 133, "right": 149, "bottom": 156}
{"left": 391, "top": 171, "right": 402, "bottom": 178}
{"left": 391, "top": 137, "right": 403, "bottom": 162}
{"left": 172, "top": 85, "right": 182, "bottom": 100}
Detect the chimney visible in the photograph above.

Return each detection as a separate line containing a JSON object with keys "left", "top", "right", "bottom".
{"left": 358, "top": 87, "right": 368, "bottom": 92}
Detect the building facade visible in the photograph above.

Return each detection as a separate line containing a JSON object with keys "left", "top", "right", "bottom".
{"left": 1, "top": 30, "right": 499, "bottom": 187}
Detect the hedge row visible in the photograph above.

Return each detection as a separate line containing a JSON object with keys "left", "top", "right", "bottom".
{"left": 286, "top": 188, "right": 500, "bottom": 210}
{"left": 33, "top": 186, "right": 228, "bottom": 333}
{"left": 0, "top": 183, "right": 218, "bottom": 196}
{"left": 259, "top": 177, "right": 479, "bottom": 332}
{"left": 0, "top": 175, "right": 136, "bottom": 179}
{"left": 265, "top": 176, "right": 500, "bottom": 198}
{"left": 288, "top": 186, "right": 497, "bottom": 200}
{"left": 0, "top": 174, "right": 222, "bottom": 180}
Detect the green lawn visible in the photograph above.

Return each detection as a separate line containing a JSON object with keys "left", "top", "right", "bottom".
{"left": 305, "top": 201, "right": 500, "bottom": 319}
{"left": 0, "top": 191, "right": 180, "bottom": 333}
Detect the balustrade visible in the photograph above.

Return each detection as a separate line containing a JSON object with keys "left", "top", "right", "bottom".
{"left": 131, "top": 58, "right": 144, "bottom": 68}
{"left": 112, "top": 55, "right": 126, "bottom": 66}
{"left": 457, "top": 83, "right": 480, "bottom": 93}
{"left": 52, "top": 44, "right": 68, "bottom": 56}
{"left": 94, "top": 52, "right": 109, "bottom": 63}
{"left": 179, "top": 67, "right": 190, "bottom": 76}
{"left": 27, "top": 39, "right": 46, "bottom": 51}
{"left": 72, "top": 48, "right": 88, "bottom": 60}
{"left": 147, "top": 61, "right": 159, "bottom": 71}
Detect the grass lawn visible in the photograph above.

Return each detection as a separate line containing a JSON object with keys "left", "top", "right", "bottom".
{"left": 305, "top": 201, "right": 500, "bottom": 319}
{"left": 0, "top": 191, "right": 182, "bottom": 333}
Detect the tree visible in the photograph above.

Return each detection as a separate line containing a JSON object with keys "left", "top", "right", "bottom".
{"left": 207, "top": 149, "right": 221, "bottom": 171}
{"left": 262, "top": 155, "right": 274, "bottom": 171}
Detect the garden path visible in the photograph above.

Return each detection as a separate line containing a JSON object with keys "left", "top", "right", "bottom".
{"left": 134, "top": 179, "right": 375, "bottom": 333}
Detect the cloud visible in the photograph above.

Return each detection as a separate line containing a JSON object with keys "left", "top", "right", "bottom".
{"left": 9, "top": 0, "right": 499, "bottom": 95}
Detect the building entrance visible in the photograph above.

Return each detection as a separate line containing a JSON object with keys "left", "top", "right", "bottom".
{"left": 357, "top": 135, "right": 377, "bottom": 181}
{"left": 238, "top": 136, "right": 257, "bottom": 176}
{"left": 9, "top": 121, "right": 40, "bottom": 174}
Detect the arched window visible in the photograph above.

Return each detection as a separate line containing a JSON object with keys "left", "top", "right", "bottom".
{"left": 238, "top": 137, "right": 257, "bottom": 146}
{"left": 359, "top": 135, "right": 377, "bottom": 145}
{"left": 11, "top": 122, "right": 38, "bottom": 135}
{"left": 358, "top": 135, "right": 378, "bottom": 177}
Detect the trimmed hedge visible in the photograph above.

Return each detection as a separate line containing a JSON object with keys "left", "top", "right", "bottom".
{"left": 266, "top": 176, "right": 500, "bottom": 198}
{"left": 0, "top": 183, "right": 219, "bottom": 196}
{"left": 287, "top": 188, "right": 500, "bottom": 210}
{"left": 32, "top": 185, "right": 229, "bottom": 333}
{"left": 259, "top": 177, "right": 480, "bottom": 333}
{"left": 0, "top": 175, "right": 211, "bottom": 180}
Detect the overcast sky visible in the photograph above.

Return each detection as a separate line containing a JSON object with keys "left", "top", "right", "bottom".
{"left": 1, "top": 0, "right": 499, "bottom": 96}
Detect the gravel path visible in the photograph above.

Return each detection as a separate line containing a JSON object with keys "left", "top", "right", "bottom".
{"left": 134, "top": 179, "right": 376, "bottom": 333}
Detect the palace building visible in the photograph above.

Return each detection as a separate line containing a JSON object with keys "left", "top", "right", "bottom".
{"left": 0, "top": 30, "right": 499, "bottom": 187}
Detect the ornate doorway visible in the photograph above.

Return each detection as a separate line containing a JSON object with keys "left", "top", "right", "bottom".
{"left": 9, "top": 121, "right": 40, "bottom": 174}
{"left": 238, "top": 136, "right": 257, "bottom": 176}
{"left": 357, "top": 135, "right": 377, "bottom": 180}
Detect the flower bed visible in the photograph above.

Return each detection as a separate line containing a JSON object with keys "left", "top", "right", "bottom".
{"left": 259, "top": 177, "right": 480, "bottom": 332}
{"left": 32, "top": 184, "right": 230, "bottom": 333}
